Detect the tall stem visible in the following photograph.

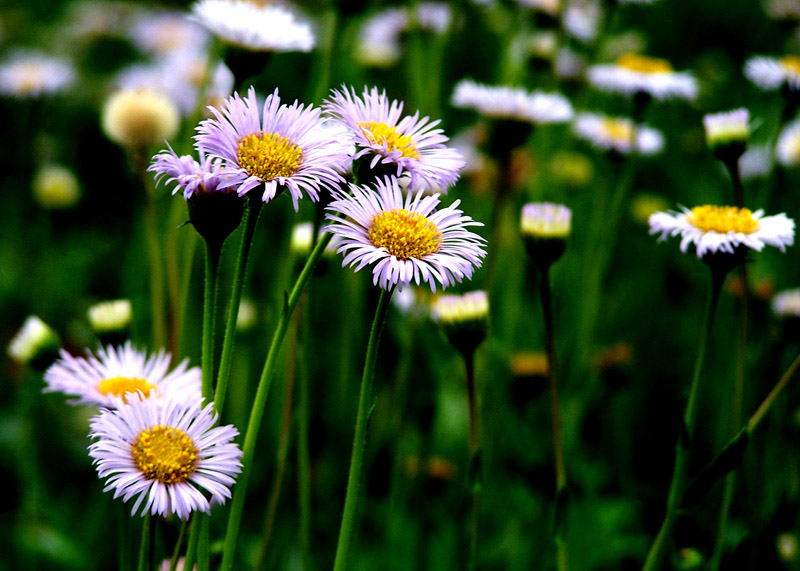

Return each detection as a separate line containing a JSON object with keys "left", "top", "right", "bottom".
{"left": 137, "top": 513, "right": 151, "bottom": 571}
{"left": 297, "top": 294, "right": 313, "bottom": 571}
{"left": 137, "top": 153, "right": 167, "bottom": 349}
{"left": 219, "top": 233, "right": 333, "bottom": 571}
{"left": 465, "top": 351, "right": 482, "bottom": 571}
{"left": 168, "top": 520, "right": 188, "bottom": 571}
{"left": 748, "top": 351, "right": 800, "bottom": 433}
{"left": 215, "top": 200, "right": 262, "bottom": 414}
{"left": 642, "top": 267, "right": 727, "bottom": 571}
{"left": 540, "top": 267, "right": 569, "bottom": 571}
{"left": 333, "top": 288, "right": 395, "bottom": 571}
{"left": 202, "top": 241, "right": 221, "bottom": 402}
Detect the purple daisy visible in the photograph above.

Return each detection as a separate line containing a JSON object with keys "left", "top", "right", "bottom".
{"left": 324, "top": 177, "right": 486, "bottom": 292}
{"left": 195, "top": 87, "right": 348, "bottom": 210}
{"left": 323, "top": 85, "right": 465, "bottom": 193}
{"left": 149, "top": 145, "right": 232, "bottom": 199}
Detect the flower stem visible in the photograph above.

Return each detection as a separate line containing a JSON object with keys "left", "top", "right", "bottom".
{"left": 464, "top": 350, "right": 482, "bottom": 571}
{"left": 118, "top": 503, "right": 130, "bottom": 571}
{"left": 641, "top": 267, "right": 727, "bottom": 571}
{"left": 202, "top": 241, "right": 222, "bottom": 402}
{"left": 333, "top": 287, "right": 395, "bottom": 571}
{"left": 137, "top": 513, "right": 151, "bottom": 571}
{"left": 219, "top": 233, "right": 333, "bottom": 571}
{"left": 183, "top": 515, "right": 199, "bottom": 571}
{"left": 748, "top": 351, "right": 800, "bottom": 433}
{"left": 540, "top": 267, "right": 569, "bottom": 571}
{"left": 215, "top": 199, "right": 262, "bottom": 414}
{"left": 168, "top": 519, "right": 188, "bottom": 571}
{"left": 297, "top": 305, "right": 313, "bottom": 571}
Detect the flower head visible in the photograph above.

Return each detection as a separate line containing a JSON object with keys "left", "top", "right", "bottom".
{"left": 32, "top": 164, "right": 81, "bottom": 209}
{"left": 773, "top": 288, "right": 800, "bottom": 319}
{"left": 521, "top": 202, "right": 572, "bottom": 267}
{"left": 324, "top": 177, "right": 486, "bottom": 292}
{"left": 44, "top": 342, "right": 201, "bottom": 409}
{"left": 324, "top": 86, "right": 465, "bottom": 192}
{"left": 88, "top": 300, "right": 133, "bottom": 334}
{"left": 89, "top": 396, "right": 242, "bottom": 519}
{"left": 150, "top": 146, "right": 232, "bottom": 200}
{"left": 129, "top": 11, "right": 210, "bottom": 57}
{"left": 451, "top": 79, "right": 573, "bottom": 124}
{"left": 572, "top": 112, "right": 664, "bottom": 155}
{"left": 777, "top": 117, "right": 800, "bottom": 167}
{"left": 0, "top": 51, "right": 75, "bottom": 98}
{"left": 649, "top": 205, "right": 795, "bottom": 259}
{"left": 196, "top": 87, "right": 347, "bottom": 209}
{"left": 432, "top": 290, "right": 489, "bottom": 356}
{"left": 8, "top": 316, "right": 60, "bottom": 366}
{"left": 588, "top": 53, "right": 698, "bottom": 100}
{"left": 703, "top": 108, "right": 750, "bottom": 153}
{"left": 190, "top": 0, "right": 314, "bottom": 52}
{"left": 745, "top": 55, "right": 800, "bottom": 91}
{"left": 102, "top": 89, "right": 180, "bottom": 150}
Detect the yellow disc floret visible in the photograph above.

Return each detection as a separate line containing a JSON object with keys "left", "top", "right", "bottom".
{"left": 358, "top": 121, "right": 420, "bottom": 159}
{"left": 97, "top": 377, "right": 156, "bottom": 401}
{"left": 132, "top": 425, "right": 199, "bottom": 484}
{"left": 236, "top": 133, "right": 304, "bottom": 181}
{"left": 782, "top": 55, "right": 800, "bottom": 76}
{"left": 368, "top": 209, "right": 442, "bottom": 260}
{"left": 616, "top": 53, "right": 673, "bottom": 74}
{"left": 688, "top": 206, "right": 760, "bottom": 234}
{"left": 601, "top": 118, "right": 635, "bottom": 144}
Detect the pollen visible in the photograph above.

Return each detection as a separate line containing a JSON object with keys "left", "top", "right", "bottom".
{"left": 689, "top": 206, "right": 760, "bottom": 234}
{"left": 236, "top": 132, "right": 304, "bottom": 181}
{"left": 97, "top": 376, "right": 156, "bottom": 402}
{"left": 782, "top": 55, "right": 800, "bottom": 76}
{"left": 358, "top": 121, "right": 420, "bottom": 159}
{"left": 601, "top": 118, "right": 634, "bottom": 144}
{"left": 132, "top": 425, "right": 199, "bottom": 485}
{"left": 616, "top": 53, "right": 673, "bottom": 74}
{"left": 368, "top": 209, "right": 442, "bottom": 260}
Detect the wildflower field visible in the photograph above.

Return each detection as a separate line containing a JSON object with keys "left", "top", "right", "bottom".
{"left": 5, "top": 0, "right": 800, "bottom": 569}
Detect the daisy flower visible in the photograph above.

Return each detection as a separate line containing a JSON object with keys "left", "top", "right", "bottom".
{"left": 190, "top": 0, "right": 314, "bottom": 53}
{"left": 777, "top": 117, "right": 800, "bottom": 166}
{"left": 32, "top": 164, "right": 81, "bottom": 210}
{"left": 196, "top": 87, "right": 348, "bottom": 209}
{"left": 150, "top": 146, "right": 232, "bottom": 199}
{"left": 432, "top": 290, "right": 489, "bottom": 355}
{"left": 588, "top": 53, "right": 698, "bottom": 101}
{"left": 563, "top": 0, "right": 602, "bottom": 44}
{"left": 88, "top": 300, "right": 133, "bottom": 334}
{"left": 772, "top": 288, "right": 800, "bottom": 319}
{"left": 744, "top": 55, "right": 800, "bottom": 91}
{"left": 8, "top": 316, "right": 59, "bottom": 366}
{"left": 324, "top": 86, "right": 465, "bottom": 192}
{"left": 324, "top": 177, "right": 486, "bottom": 292}
{"left": 89, "top": 396, "right": 242, "bottom": 519}
{"left": 128, "top": 11, "right": 210, "bottom": 58}
{"left": 521, "top": 202, "right": 572, "bottom": 239}
{"left": 0, "top": 51, "right": 75, "bottom": 98}
{"left": 572, "top": 112, "right": 664, "bottom": 155}
{"left": 648, "top": 205, "right": 795, "bottom": 259}
{"left": 703, "top": 108, "right": 750, "bottom": 150}
{"left": 451, "top": 79, "right": 574, "bottom": 124}
{"left": 44, "top": 342, "right": 201, "bottom": 409}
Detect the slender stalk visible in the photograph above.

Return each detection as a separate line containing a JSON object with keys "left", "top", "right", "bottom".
{"left": 118, "top": 503, "right": 130, "bottom": 571}
{"left": 137, "top": 513, "right": 151, "bottom": 571}
{"left": 642, "top": 267, "right": 727, "bottom": 571}
{"left": 464, "top": 351, "right": 482, "bottom": 571}
{"left": 297, "top": 280, "right": 315, "bottom": 570}
{"left": 202, "top": 241, "right": 222, "bottom": 402}
{"left": 197, "top": 515, "right": 210, "bottom": 571}
{"left": 137, "top": 153, "right": 167, "bottom": 349}
{"left": 177, "top": 232, "right": 199, "bottom": 357}
{"left": 165, "top": 196, "right": 185, "bottom": 355}
{"left": 215, "top": 200, "right": 262, "bottom": 414}
{"left": 333, "top": 288, "right": 395, "bottom": 571}
{"left": 748, "top": 351, "right": 800, "bottom": 433}
{"left": 168, "top": 520, "right": 188, "bottom": 571}
{"left": 183, "top": 515, "right": 199, "bottom": 571}
{"left": 219, "top": 233, "right": 333, "bottom": 571}
{"left": 540, "top": 267, "right": 569, "bottom": 571}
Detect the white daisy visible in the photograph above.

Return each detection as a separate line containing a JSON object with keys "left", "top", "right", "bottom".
{"left": 588, "top": 53, "right": 698, "bottom": 101}
{"left": 190, "top": 0, "right": 314, "bottom": 53}
{"left": 777, "top": 117, "right": 800, "bottom": 166}
{"left": 572, "top": 112, "right": 664, "bottom": 155}
{"left": 772, "top": 288, "right": 800, "bottom": 318}
{"left": 451, "top": 79, "right": 574, "bottom": 124}
{"left": 703, "top": 108, "right": 750, "bottom": 149}
{"left": 563, "top": 0, "right": 601, "bottom": 44}
{"left": 324, "top": 177, "right": 486, "bottom": 292}
{"left": 128, "top": 10, "right": 210, "bottom": 57}
{"left": 744, "top": 55, "right": 800, "bottom": 91}
{"left": 432, "top": 290, "right": 489, "bottom": 325}
{"left": 649, "top": 205, "right": 795, "bottom": 259}
{"left": 8, "top": 316, "right": 59, "bottom": 365}
{"left": 521, "top": 202, "right": 572, "bottom": 239}
{"left": 89, "top": 396, "right": 242, "bottom": 519}
{"left": 0, "top": 51, "right": 75, "bottom": 98}
{"left": 44, "top": 342, "right": 201, "bottom": 409}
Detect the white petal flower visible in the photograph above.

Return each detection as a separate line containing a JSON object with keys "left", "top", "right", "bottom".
{"left": 451, "top": 79, "right": 573, "bottom": 124}
{"left": 777, "top": 117, "right": 800, "bottom": 166}
{"left": 703, "top": 108, "right": 750, "bottom": 148}
{"left": 588, "top": 53, "right": 698, "bottom": 101}
{"left": 0, "top": 51, "right": 75, "bottom": 98}
{"left": 572, "top": 112, "right": 664, "bottom": 155}
{"left": 772, "top": 288, "right": 800, "bottom": 318}
{"left": 744, "top": 55, "right": 800, "bottom": 91}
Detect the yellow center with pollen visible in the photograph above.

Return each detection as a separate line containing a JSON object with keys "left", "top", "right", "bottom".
{"left": 358, "top": 121, "right": 420, "bottom": 159}
{"left": 368, "top": 209, "right": 442, "bottom": 260}
{"left": 236, "top": 133, "right": 303, "bottom": 181}
{"left": 601, "top": 119, "right": 634, "bottom": 143}
{"left": 132, "top": 425, "right": 199, "bottom": 484}
{"left": 782, "top": 55, "right": 800, "bottom": 76}
{"left": 616, "top": 53, "right": 673, "bottom": 74}
{"left": 97, "top": 377, "right": 156, "bottom": 402}
{"left": 688, "top": 206, "right": 760, "bottom": 234}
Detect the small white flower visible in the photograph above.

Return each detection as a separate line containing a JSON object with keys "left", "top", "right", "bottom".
{"left": 745, "top": 55, "right": 800, "bottom": 91}
{"left": 563, "top": 0, "right": 601, "bottom": 44}
{"left": 703, "top": 108, "right": 750, "bottom": 148}
{"left": 0, "top": 51, "right": 75, "bottom": 98}
{"left": 649, "top": 205, "right": 795, "bottom": 258}
{"left": 451, "top": 79, "right": 573, "bottom": 124}
{"left": 432, "top": 290, "right": 489, "bottom": 325}
{"left": 8, "top": 316, "right": 59, "bottom": 365}
{"left": 777, "top": 117, "right": 800, "bottom": 166}
{"left": 191, "top": 0, "right": 314, "bottom": 52}
{"left": 740, "top": 144, "right": 772, "bottom": 180}
{"left": 128, "top": 10, "right": 210, "bottom": 58}
{"left": 521, "top": 203, "right": 572, "bottom": 239}
{"left": 87, "top": 300, "right": 133, "bottom": 333}
{"left": 772, "top": 289, "right": 800, "bottom": 319}
{"left": 572, "top": 112, "right": 664, "bottom": 155}
{"left": 588, "top": 53, "right": 698, "bottom": 101}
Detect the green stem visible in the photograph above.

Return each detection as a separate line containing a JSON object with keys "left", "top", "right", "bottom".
{"left": 297, "top": 306, "right": 313, "bottom": 571}
{"left": 118, "top": 503, "right": 131, "bottom": 571}
{"left": 165, "top": 196, "right": 186, "bottom": 355}
{"left": 177, "top": 232, "right": 199, "bottom": 357}
{"left": 137, "top": 513, "right": 151, "bottom": 571}
{"left": 215, "top": 200, "right": 262, "bottom": 414}
{"left": 197, "top": 515, "right": 210, "bottom": 571}
{"left": 305, "top": 8, "right": 337, "bottom": 104}
{"left": 332, "top": 288, "right": 395, "bottom": 571}
{"left": 183, "top": 515, "right": 199, "bottom": 571}
{"left": 219, "top": 233, "right": 333, "bottom": 571}
{"left": 202, "top": 241, "right": 222, "bottom": 403}
{"left": 540, "top": 267, "right": 569, "bottom": 571}
{"left": 465, "top": 351, "right": 482, "bottom": 571}
{"left": 168, "top": 520, "right": 188, "bottom": 571}
{"left": 641, "top": 267, "right": 727, "bottom": 571}
{"left": 138, "top": 153, "right": 167, "bottom": 349}
{"left": 748, "top": 351, "right": 800, "bottom": 433}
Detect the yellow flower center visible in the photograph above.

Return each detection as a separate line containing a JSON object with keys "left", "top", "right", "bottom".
{"left": 782, "top": 55, "right": 800, "bottom": 76}
{"left": 17, "top": 65, "right": 43, "bottom": 94}
{"left": 616, "top": 53, "right": 673, "bottom": 74}
{"left": 132, "top": 425, "right": 199, "bottom": 485}
{"left": 601, "top": 118, "right": 634, "bottom": 144}
{"left": 358, "top": 121, "right": 420, "bottom": 159}
{"left": 236, "top": 133, "right": 303, "bottom": 181}
{"left": 368, "top": 209, "right": 442, "bottom": 260}
{"left": 97, "top": 376, "right": 157, "bottom": 402}
{"left": 688, "top": 206, "right": 760, "bottom": 234}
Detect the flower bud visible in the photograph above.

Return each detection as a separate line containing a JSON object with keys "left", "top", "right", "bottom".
{"left": 102, "top": 89, "right": 180, "bottom": 150}
{"left": 8, "top": 316, "right": 60, "bottom": 370}
{"left": 521, "top": 202, "right": 571, "bottom": 268}
{"left": 432, "top": 290, "right": 489, "bottom": 357}
{"left": 32, "top": 164, "right": 81, "bottom": 209}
